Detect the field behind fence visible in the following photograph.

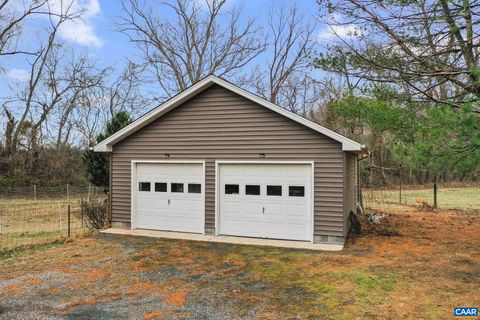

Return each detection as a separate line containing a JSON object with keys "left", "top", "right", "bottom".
{"left": 0, "top": 185, "right": 105, "bottom": 252}
{"left": 362, "top": 183, "right": 480, "bottom": 213}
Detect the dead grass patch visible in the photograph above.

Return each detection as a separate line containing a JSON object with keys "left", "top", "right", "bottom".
{"left": 163, "top": 288, "right": 188, "bottom": 307}
{"left": 143, "top": 311, "right": 166, "bottom": 320}
{"left": 0, "top": 207, "right": 478, "bottom": 319}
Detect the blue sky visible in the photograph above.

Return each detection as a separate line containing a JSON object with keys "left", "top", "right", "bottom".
{"left": 0, "top": 0, "right": 359, "bottom": 102}
{"left": 91, "top": 0, "right": 321, "bottom": 68}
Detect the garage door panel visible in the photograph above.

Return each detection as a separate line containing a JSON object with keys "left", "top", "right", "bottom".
{"left": 265, "top": 222, "right": 283, "bottom": 235}
{"left": 287, "top": 204, "right": 308, "bottom": 217}
{"left": 184, "top": 199, "right": 203, "bottom": 212}
{"left": 244, "top": 201, "right": 263, "bottom": 214}
{"left": 219, "top": 163, "right": 312, "bottom": 241}
{"left": 222, "top": 212, "right": 263, "bottom": 222}
{"left": 266, "top": 166, "right": 283, "bottom": 177}
{"left": 264, "top": 203, "right": 283, "bottom": 217}
{"left": 171, "top": 217, "right": 202, "bottom": 233}
{"left": 135, "top": 163, "right": 204, "bottom": 233}
{"left": 137, "top": 197, "right": 169, "bottom": 209}
{"left": 286, "top": 224, "right": 309, "bottom": 238}
{"left": 169, "top": 199, "right": 186, "bottom": 212}
{"left": 221, "top": 200, "right": 242, "bottom": 214}
{"left": 138, "top": 213, "right": 170, "bottom": 230}
{"left": 222, "top": 220, "right": 263, "bottom": 237}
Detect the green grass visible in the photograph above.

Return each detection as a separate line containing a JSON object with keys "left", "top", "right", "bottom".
{"left": 0, "top": 240, "right": 65, "bottom": 261}
{"left": 337, "top": 270, "right": 397, "bottom": 298}
{"left": 436, "top": 187, "right": 480, "bottom": 210}
{"left": 0, "top": 195, "right": 102, "bottom": 251}
{"left": 364, "top": 186, "right": 480, "bottom": 211}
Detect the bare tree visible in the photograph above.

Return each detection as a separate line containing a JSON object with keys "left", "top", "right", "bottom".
{"left": 49, "top": 53, "right": 107, "bottom": 148}
{"left": 104, "top": 62, "right": 149, "bottom": 117}
{"left": 4, "top": 46, "right": 107, "bottom": 174}
{"left": 251, "top": 2, "right": 320, "bottom": 116}
{"left": 73, "top": 62, "right": 150, "bottom": 145}
{"left": 118, "top": 0, "right": 265, "bottom": 99}
{"left": 0, "top": 0, "right": 48, "bottom": 58}
{"left": 0, "top": 0, "right": 112, "bottom": 181}
{"left": 259, "top": 4, "right": 315, "bottom": 101}
{"left": 3, "top": 1, "right": 82, "bottom": 157}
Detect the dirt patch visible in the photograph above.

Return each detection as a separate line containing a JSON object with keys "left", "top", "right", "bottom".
{"left": 0, "top": 208, "right": 479, "bottom": 319}
{"left": 143, "top": 311, "right": 165, "bottom": 320}
{"left": 163, "top": 288, "right": 188, "bottom": 307}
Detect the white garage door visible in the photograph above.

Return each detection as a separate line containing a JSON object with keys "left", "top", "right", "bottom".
{"left": 219, "top": 163, "right": 312, "bottom": 241}
{"left": 134, "top": 163, "right": 204, "bottom": 233}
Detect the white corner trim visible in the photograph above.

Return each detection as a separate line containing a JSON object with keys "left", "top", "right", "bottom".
{"left": 94, "top": 75, "right": 364, "bottom": 152}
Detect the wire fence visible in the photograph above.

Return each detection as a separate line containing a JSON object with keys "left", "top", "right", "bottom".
{"left": 2, "top": 182, "right": 478, "bottom": 251}
{"left": 362, "top": 182, "right": 480, "bottom": 213}
{"left": 0, "top": 184, "right": 106, "bottom": 252}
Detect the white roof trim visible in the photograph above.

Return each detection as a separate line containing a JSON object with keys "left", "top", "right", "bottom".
{"left": 94, "top": 75, "right": 365, "bottom": 152}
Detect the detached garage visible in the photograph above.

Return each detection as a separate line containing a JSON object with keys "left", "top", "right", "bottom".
{"left": 94, "top": 75, "right": 365, "bottom": 246}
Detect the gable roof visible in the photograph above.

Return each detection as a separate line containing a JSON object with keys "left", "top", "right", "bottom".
{"left": 94, "top": 75, "right": 365, "bottom": 152}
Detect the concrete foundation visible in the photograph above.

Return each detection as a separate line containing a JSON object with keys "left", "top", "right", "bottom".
{"left": 101, "top": 228, "right": 344, "bottom": 251}
{"left": 110, "top": 221, "right": 131, "bottom": 229}
{"left": 204, "top": 228, "right": 215, "bottom": 235}
{"left": 313, "top": 235, "right": 346, "bottom": 245}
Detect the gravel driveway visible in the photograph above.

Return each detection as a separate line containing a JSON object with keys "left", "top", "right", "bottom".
{"left": 1, "top": 207, "right": 479, "bottom": 319}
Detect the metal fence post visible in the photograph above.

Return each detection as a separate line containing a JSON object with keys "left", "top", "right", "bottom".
{"left": 433, "top": 183, "right": 438, "bottom": 208}
{"left": 67, "top": 204, "right": 71, "bottom": 238}
{"left": 66, "top": 183, "right": 70, "bottom": 202}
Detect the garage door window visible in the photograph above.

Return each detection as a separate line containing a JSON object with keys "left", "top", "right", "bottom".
{"left": 289, "top": 186, "right": 305, "bottom": 197}
{"left": 225, "top": 184, "right": 239, "bottom": 194}
{"left": 188, "top": 183, "right": 201, "bottom": 194}
{"left": 267, "top": 185, "right": 282, "bottom": 196}
{"left": 155, "top": 182, "right": 167, "bottom": 192}
{"left": 245, "top": 185, "right": 260, "bottom": 195}
{"left": 171, "top": 183, "right": 184, "bottom": 193}
{"left": 139, "top": 182, "right": 151, "bottom": 192}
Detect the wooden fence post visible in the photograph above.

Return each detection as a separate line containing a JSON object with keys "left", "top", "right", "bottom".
{"left": 87, "top": 183, "right": 91, "bottom": 201}
{"left": 399, "top": 183, "right": 402, "bottom": 204}
{"left": 433, "top": 183, "right": 438, "bottom": 208}
{"left": 67, "top": 204, "right": 71, "bottom": 238}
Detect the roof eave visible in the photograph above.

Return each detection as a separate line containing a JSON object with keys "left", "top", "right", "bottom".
{"left": 343, "top": 144, "right": 368, "bottom": 153}
{"left": 93, "top": 143, "right": 111, "bottom": 152}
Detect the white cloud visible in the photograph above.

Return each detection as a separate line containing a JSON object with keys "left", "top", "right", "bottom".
{"left": 49, "top": 0, "right": 102, "bottom": 47}
{"left": 59, "top": 20, "right": 102, "bottom": 47}
{"left": 317, "top": 24, "right": 362, "bottom": 41}
{"left": 7, "top": 68, "right": 30, "bottom": 82}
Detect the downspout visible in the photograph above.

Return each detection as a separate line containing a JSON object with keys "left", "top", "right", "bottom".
{"left": 357, "top": 154, "right": 368, "bottom": 210}
{"left": 108, "top": 152, "right": 113, "bottom": 227}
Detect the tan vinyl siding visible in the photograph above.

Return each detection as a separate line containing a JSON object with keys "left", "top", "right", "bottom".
{"left": 343, "top": 153, "right": 357, "bottom": 235}
{"left": 111, "top": 84, "right": 345, "bottom": 237}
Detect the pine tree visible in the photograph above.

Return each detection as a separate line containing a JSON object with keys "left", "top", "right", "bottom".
{"left": 83, "top": 112, "right": 132, "bottom": 188}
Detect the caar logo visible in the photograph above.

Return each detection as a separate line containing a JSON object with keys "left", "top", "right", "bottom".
{"left": 454, "top": 307, "right": 478, "bottom": 317}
